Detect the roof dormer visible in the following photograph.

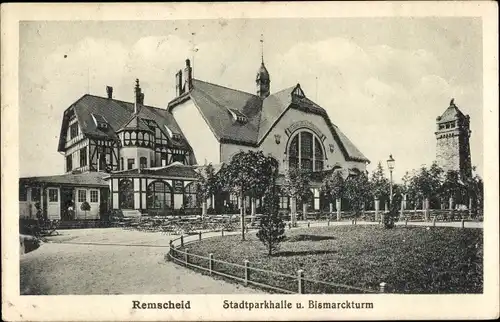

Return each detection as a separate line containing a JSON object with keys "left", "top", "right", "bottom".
{"left": 91, "top": 113, "right": 109, "bottom": 130}
{"left": 227, "top": 108, "right": 248, "bottom": 124}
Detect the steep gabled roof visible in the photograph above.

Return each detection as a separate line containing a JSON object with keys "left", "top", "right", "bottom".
{"left": 58, "top": 95, "right": 190, "bottom": 151}
{"left": 168, "top": 79, "right": 369, "bottom": 163}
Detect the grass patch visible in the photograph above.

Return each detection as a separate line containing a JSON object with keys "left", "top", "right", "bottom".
{"left": 174, "top": 225, "right": 482, "bottom": 294}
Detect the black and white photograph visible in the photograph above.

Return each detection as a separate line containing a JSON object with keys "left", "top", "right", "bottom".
{"left": 2, "top": 2, "right": 499, "bottom": 321}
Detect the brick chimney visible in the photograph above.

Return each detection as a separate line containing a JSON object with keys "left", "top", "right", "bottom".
{"left": 184, "top": 59, "right": 192, "bottom": 91}
{"left": 175, "top": 70, "right": 184, "bottom": 96}
{"left": 106, "top": 86, "right": 113, "bottom": 99}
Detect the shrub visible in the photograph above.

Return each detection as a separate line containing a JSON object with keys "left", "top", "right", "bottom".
{"left": 256, "top": 185, "right": 286, "bottom": 256}
{"left": 80, "top": 201, "right": 91, "bottom": 219}
{"left": 384, "top": 194, "right": 403, "bottom": 229}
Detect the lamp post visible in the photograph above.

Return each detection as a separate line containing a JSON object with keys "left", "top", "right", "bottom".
{"left": 387, "top": 154, "right": 395, "bottom": 206}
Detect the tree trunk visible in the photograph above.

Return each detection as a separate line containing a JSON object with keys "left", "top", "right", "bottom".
{"left": 374, "top": 198, "right": 380, "bottom": 222}
{"left": 302, "top": 203, "right": 307, "bottom": 221}
{"left": 240, "top": 190, "right": 245, "bottom": 241}
{"left": 424, "top": 197, "right": 430, "bottom": 221}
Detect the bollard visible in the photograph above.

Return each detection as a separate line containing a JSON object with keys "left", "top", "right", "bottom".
{"left": 297, "top": 269, "right": 305, "bottom": 294}
{"left": 199, "top": 231, "right": 202, "bottom": 241}
{"left": 244, "top": 260, "right": 250, "bottom": 286}
{"left": 379, "top": 282, "right": 387, "bottom": 293}
{"left": 327, "top": 220, "right": 330, "bottom": 226}
{"left": 180, "top": 235, "right": 184, "bottom": 247}
{"left": 209, "top": 253, "right": 214, "bottom": 275}
{"left": 307, "top": 221, "right": 310, "bottom": 228}
{"left": 461, "top": 219, "right": 465, "bottom": 229}
{"left": 185, "top": 248, "right": 189, "bottom": 267}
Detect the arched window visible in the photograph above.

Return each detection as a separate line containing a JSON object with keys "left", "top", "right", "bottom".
{"left": 183, "top": 182, "right": 198, "bottom": 208}
{"left": 119, "top": 179, "right": 134, "bottom": 209}
{"left": 124, "top": 132, "right": 130, "bottom": 146}
{"left": 288, "top": 131, "right": 325, "bottom": 172}
{"left": 147, "top": 181, "right": 172, "bottom": 210}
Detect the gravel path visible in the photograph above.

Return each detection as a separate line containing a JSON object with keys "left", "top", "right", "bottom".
{"left": 20, "top": 228, "right": 262, "bottom": 295}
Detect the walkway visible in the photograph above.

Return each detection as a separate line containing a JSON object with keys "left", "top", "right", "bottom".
{"left": 20, "top": 228, "right": 262, "bottom": 295}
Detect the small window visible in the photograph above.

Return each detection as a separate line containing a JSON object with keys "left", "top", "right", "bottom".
{"left": 279, "top": 196, "right": 289, "bottom": 210}
{"left": 80, "top": 147, "right": 87, "bottom": 167}
{"left": 78, "top": 190, "right": 87, "bottom": 202}
{"left": 19, "top": 185, "right": 28, "bottom": 201}
{"left": 48, "top": 188, "right": 58, "bottom": 202}
{"left": 90, "top": 190, "right": 99, "bottom": 203}
{"left": 140, "top": 157, "right": 148, "bottom": 169}
{"left": 70, "top": 123, "right": 79, "bottom": 139}
{"left": 127, "top": 158, "right": 135, "bottom": 170}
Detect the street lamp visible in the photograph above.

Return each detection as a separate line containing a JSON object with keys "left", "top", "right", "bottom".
{"left": 387, "top": 154, "right": 395, "bottom": 206}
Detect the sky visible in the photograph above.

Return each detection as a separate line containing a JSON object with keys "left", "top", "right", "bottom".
{"left": 19, "top": 18, "right": 483, "bottom": 182}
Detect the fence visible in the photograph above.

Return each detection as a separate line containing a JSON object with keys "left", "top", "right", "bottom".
{"left": 167, "top": 230, "right": 382, "bottom": 294}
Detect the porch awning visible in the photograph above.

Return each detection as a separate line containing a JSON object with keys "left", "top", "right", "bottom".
{"left": 19, "top": 172, "right": 108, "bottom": 187}
{"left": 105, "top": 162, "right": 199, "bottom": 180}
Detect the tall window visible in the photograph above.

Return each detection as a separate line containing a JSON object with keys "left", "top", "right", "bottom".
{"left": 80, "top": 147, "right": 87, "bottom": 167}
{"left": 147, "top": 181, "right": 172, "bottom": 209}
{"left": 288, "top": 131, "right": 325, "bottom": 172}
{"left": 70, "top": 123, "right": 79, "bottom": 139}
{"left": 66, "top": 154, "right": 73, "bottom": 172}
{"left": 183, "top": 182, "right": 197, "bottom": 208}
{"left": 19, "top": 185, "right": 27, "bottom": 201}
{"left": 119, "top": 179, "right": 134, "bottom": 209}
{"left": 279, "top": 196, "right": 289, "bottom": 210}
{"left": 48, "top": 189, "right": 58, "bottom": 202}
{"left": 139, "top": 157, "right": 147, "bottom": 169}
{"left": 90, "top": 190, "right": 99, "bottom": 203}
{"left": 78, "top": 189, "right": 87, "bottom": 202}
{"left": 127, "top": 158, "right": 135, "bottom": 170}
{"left": 31, "top": 188, "right": 41, "bottom": 202}
{"left": 120, "top": 158, "right": 124, "bottom": 171}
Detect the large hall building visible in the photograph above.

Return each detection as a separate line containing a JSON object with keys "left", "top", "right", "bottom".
{"left": 19, "top": 53, "right": 369, "bottom": 221}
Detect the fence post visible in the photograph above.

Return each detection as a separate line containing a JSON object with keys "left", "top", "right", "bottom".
{"left": 199, "top": 231, "right": 202, "bottom": 241}
{"left": 327, "top": 219, "right": 330, "bottom": 226}
{"left": 432, "top": 217, "right": 436, "bottom": 227}
{"left": 184, "top": 248, "right": 189, "bottom": 267}
{"left": 221, "top": 229, "right": 224, "bottom": 237}
{"left": 180, "top": 235, "right": 184, "bottom": 247}
{"left": 169, "top": 240, "right": 173, "bottom": 256}
{"left": 379, "top": 282, "right": 387, "bottom": 293}
{"left": 209, "top": 253, "right": 214, "bottom": 275}
{"left": 405, "top": 219, "right": 408, "bottom": 227}
{"left": 297, "top": 269, "right": 304, "bottom": 294}
{"left": 461, "top": 219, "right": 465, "bottom": 229}
{"left": 244, "top": 260, "right": 250, "bottom": 286}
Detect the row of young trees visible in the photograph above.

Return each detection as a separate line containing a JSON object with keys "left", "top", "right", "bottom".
{"left": 195, "top": 150, "right": 484, "bottom": 248}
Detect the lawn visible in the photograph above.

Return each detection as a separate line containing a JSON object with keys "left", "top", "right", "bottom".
{"left": 176, "top": 225, "right": 483, "bottom": 294}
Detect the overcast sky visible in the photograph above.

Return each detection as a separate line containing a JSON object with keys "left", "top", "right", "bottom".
{"left": 19, "top": 18, "right": 483, "bottom": 182}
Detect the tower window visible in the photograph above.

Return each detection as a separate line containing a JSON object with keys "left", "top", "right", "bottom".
{"left": 127, "top": 158, "right": 135, "bottom": 170}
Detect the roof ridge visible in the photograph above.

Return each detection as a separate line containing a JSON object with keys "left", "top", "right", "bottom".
{"left": 86, "top": 93, "right": 162, "bottom": 110}
{"left": 193, "top": 79, "right": 258, "bottom": 98}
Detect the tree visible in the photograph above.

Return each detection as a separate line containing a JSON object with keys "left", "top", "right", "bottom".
{"left": 370, "top": 162, "right": 390, "bottom": 203}
{"left": 344, "top": 172, "right": 371, "bottom": 218}
{"left": 464, "top": 173, "right": 483, "bottom": 217}
{"left": 281, "top": 167, "right": 313, "bottom": 223}
{"left": 256, "top": 171, "right": 285, "bottom": 256}
{"left": 384, "top": 192, "right": 402, "bottom": 229}
{"left": 321, "top": 169, "right": 345, "bottom": 203}
{"left": 439, "top": 170, "right": 465, "bottom": 207}
{"left": 80, "top": 201, "right": 91, "bottom": 220}
{"left": 195, "top": 163, "right": 222, "bottom": 218}
{"left": 219, "top": 151, "right": 279, "bottom": 240}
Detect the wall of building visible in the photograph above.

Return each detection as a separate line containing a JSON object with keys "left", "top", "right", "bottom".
{"left": 221, "top": 108, "right": 366, "bottom": 173}
{"left": 170, "top": 100, "right": 220, "bottom": 165}
{"left": 120, "top": 146, "right": 153, "bottom": 170}
{"left": 436, "top": 130, "right": 461, "bottom": 174}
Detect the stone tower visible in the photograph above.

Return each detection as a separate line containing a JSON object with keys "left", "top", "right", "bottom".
{"left": 435, "top": 99, "right": 472, "bottom": 180}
